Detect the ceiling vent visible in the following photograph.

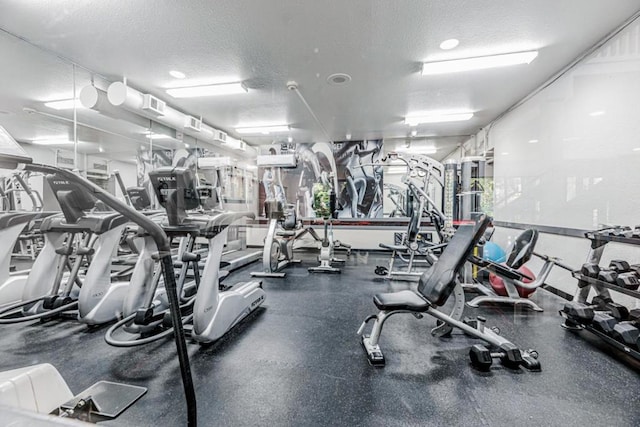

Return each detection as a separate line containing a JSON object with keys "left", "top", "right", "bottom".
{"left": 185, "top": 116, "right": 202, "bottom": 132}
{"left": 142, "top": 94, "right": 166, "bottom": 116}
{"left": 327, "top": 73, "right": 352, "bottom": 86}
{"left": 214, "top": 130, "right": 227, "bottom": 143}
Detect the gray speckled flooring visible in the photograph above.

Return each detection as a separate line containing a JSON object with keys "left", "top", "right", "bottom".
{"left": 1, "top": 251, "right": 639, "bottom": 426}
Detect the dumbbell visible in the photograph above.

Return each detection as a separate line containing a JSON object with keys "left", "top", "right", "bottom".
{"left": 609, "top": 260, "right": 630, "bottom": 273}
{"left": 581, "top": 263, "right": 600, "bottom": 278}
{"left": 609, "top": 227, "right": 631, "bottom": 237}
{"left": 561, "top": 296, "right": 629, "bottom": 325}
{"left": 592, "top": 312, "right": 618, "bottom": 335}
{"left": 610, "top": 309, "right": 640, "bottom": 349}
{"left": 597, "top": 269, "right": 618, "bottom": 284}
{"left": 616, "top": 273, "right": 640, "bottom": 290}
{"left": 469, "top": 343, "right": 522, "bottom": 370}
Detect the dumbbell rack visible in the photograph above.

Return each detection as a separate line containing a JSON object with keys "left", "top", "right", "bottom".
{"left": 564, "top": 228, "right": 640, "bottom": 361}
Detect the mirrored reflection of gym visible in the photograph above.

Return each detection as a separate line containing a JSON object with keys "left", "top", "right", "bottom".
{"left": 0, "top": 2, "right": 639, "bottom": 426}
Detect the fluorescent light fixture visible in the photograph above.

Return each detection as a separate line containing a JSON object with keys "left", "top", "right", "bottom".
{"left": 422, "top": 50, "right": 538, "bottom": 75}
{"left": 236, "top": 125, "right": 290, "bottom": 135}
{"left": 43, "top": 98, "right": 84, "bottom": 110}
{"left": 404, "top": 112, "right": 473, "bottom": 126}
{"left": 528, "top": 139, "right": 539, "bottom": 144}
{"left": 633, "top": 147, "right": 640, "bottom": 152}
{"left": 144, "top": 132, "right": 172, "bottom": 140}
{"left": 589, "top": 111, "right": 605, "bottom": 117}
{"left": 439, "top": 39, "right": 459, "bottom": 50}
{"left": 169, "top": 70, "right": 186, "bottom": 79}
{"left": 246, "top": 164, "right": 258, "bottom": 170}
{"left": 31, "top": 138, "right": 75, "bottom": 145}
{"left": 501, "top": 152, "right": 509, "bottom": 156}
{"left": 166, "top": 82, "right": 247, "bottom": 98}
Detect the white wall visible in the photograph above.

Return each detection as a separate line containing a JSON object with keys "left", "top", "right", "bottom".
{"left": 487, "top": 17, "right": 640, "bottom": 305}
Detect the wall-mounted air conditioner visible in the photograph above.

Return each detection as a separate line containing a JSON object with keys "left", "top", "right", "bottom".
{"left": 185, "top": 116, "right": 202, "bottom": 132}
{"left": 142, "top": 94, "right": 166, "bottom": 116}
{"left": 256, "top": 154, "right": 297, "bottom": 168}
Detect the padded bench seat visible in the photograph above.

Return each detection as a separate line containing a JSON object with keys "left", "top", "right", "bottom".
{"left": 276, "top": 230, "right": 297, "bottom": 237}
{"left": 373, "top": 290, "right": 430, "bottom": 312}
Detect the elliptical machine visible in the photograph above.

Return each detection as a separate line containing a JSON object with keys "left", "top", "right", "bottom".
{"left": 251, "top": 154, "right": 314, "bottom": 278}
{"left": 0, "top": 173, "right": 131, "bottom": 325}
{"left": 105, "top": 166, "right": 265, "bottom": 346}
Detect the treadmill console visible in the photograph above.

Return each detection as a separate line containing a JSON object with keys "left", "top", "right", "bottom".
{"left": 149, "top": 167, "right": 200, "bottom": 225}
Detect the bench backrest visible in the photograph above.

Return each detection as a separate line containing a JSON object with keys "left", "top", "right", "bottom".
{"left": 417, "top": 215, "right": 490, "bottom": 306}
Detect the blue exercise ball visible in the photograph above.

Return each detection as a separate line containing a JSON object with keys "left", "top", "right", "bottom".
{"left": 482, "top": 242, "right": 506, "bottom": 263}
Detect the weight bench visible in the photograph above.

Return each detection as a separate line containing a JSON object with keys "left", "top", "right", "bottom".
{"left": 358, "top": 214, "right": 541, "bottom": 371}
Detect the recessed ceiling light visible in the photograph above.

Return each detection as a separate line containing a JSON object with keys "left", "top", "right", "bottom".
{"left": 422, "top": 50, "right": 538, "bottom": 75}
{"left": 405, "top": 112, "right": 473, "bottom": 126}
{"left": 528, "top": 139, "right": 539, "bottom": 144}
{"left": 589, "top": 111, "right": 605, "bottom": 117}
{"left": 327, "top": 73, "right": 352, "bottom": 85}
{"left": 169, "top": 70, "right": 186, "bottom": 79}
{"left": 411, "top": 129, "right": 418, "bottom": 137}
{"left": 185, "top": 143, "right": 190, "bottom": 148}
{"left": 439, "top": 39, "right": 459, "bottom": 50}
{"left": 43, "top": 98, "right": 84, "bottom": 110}
{"left": 166, "top": 82, "right": 247, "bottom": 98}
{"left": 98, "top": 146, "right": 104, "bottom": 153}
{"left": 287, "top": 136, "right": 293, "bottom": 143}
{"left": 345, "top": 133, "right": 352, "bottom": 140}
{"left": 236, "top": 125, "right": 290, "bottom": 135}
{"left": 501, "top": 152, "right": 509, "bottom": 155}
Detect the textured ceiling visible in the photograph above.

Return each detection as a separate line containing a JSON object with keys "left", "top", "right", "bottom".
{"left": 0, "top": 0, "right": 639, "bottom": 160}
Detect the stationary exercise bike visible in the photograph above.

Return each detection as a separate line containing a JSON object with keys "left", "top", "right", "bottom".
{"left": 308, "top": 180, "right": 351, "bottom": 274}
{"left": 251, "top": 199, "right": 305, "bottom": 278}
{"left": 251, "top": 156, "right": 307, "bottom": 278}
